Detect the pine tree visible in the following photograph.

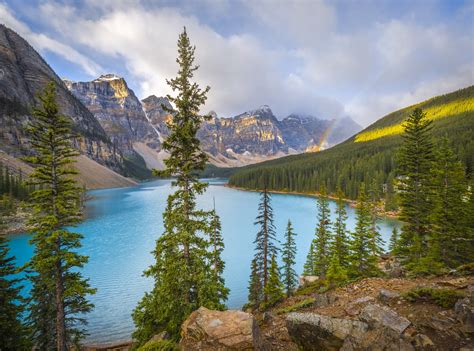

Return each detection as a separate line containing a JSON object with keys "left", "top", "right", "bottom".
{"left": 262, "top": 253, "right": 284, "bottom": 309}
{"left": 368, "top": 183, "right": 385, "bottom": 258}
{"left": 326, "top": 253, "right": 348, "bottom": 288}
{"left": 349, "top": 183, "right": 380, "bottom": 277}
{"left": 247, "top": 258, "right": 262, "bottom": 310}
{"left": 331, "top": 188, "right": 350, "bottom": 268}
{"left": 397, "top": 108, "right": 434, "bottom": 270}
{"left": 281, "top": 220, "right": 297, "bottom": 297}
{"left": 203, "top": 201, "right": 229, "bottom": 309}
{"left": 303, "top": 241, "right": 315, "bottom": 276}
{"left": 389, "top": 227, "right": 399, "bottom": 253}
{"left": 24, "top": 81, "right": 95, "bottom": 350}
{"left": 0, "top": 234, "right": 29, "bottom": 350}
{"left": 132, "top": 28, "right": 227, "bottom": 344}
{"left": 250, "top": 186, "right": 278, "bottom": 304}
{"left": 313, "top": 185, "right": 331, "bottom": 279}
{"left": 429, "top": 138, "right": 471, "bottom": 270}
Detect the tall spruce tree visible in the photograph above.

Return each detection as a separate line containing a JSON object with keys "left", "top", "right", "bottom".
{"left": 251, "top": 186, "right": 278, "bottom": 304}
{"left": 429, "top": 138, "right": 471, "bottom": 270}
{"left": 24, "top": 82, "right": 95, "bottom": 351}
{"left": 0, "top": 235, "right": 29, "bottom": 350}
{"left": 262, "top": 253, "right": 284, "bottom": 309}
{"left": 349, "top": 183, "right": 380, "bottom": 277}
{"left": 313, "top": 185, "right": 331, "bottom": 279}
{"left": 326, "top": 253, "right": 348, "bottom": 288}
{"left": 389, "top": 227, "right": 399, "bottom": 253}
{"left": 281, "top": 220, "right": 297, "bottom": 297}
{"left": 331, "top": 188, "right": 350, "bottom": 268}
{"left": 396, "top": 108, "right": 434, "bottom": 270}
{"left": 303, "top": 241, "right": 315, "bottom": 276}
{"left": 247, "top": 258, "right": 262, "bottom": 310}
{"left": 132, "top": 28, "right": 227, "bottom": 344}
{"left": 203, "top": 201, "right": 229, "bottom": 309}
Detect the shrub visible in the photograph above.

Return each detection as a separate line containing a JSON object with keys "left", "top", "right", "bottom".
{"left": 294, "top": 280, "right": 326, "bottom": 296}
{"left": 137, "top": 339, "right": 180, "bottom": 351}
{"left": 275, "top": 297, "right": 316, "bottom": 315}
{"left": 402, "top": 287, "right": 463, "bottom": 308}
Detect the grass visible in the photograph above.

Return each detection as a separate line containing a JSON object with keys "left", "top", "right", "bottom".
{"left": 275, "top": 297, "right": 316, "bottom": 315}
{"left": 294, "top": 279, "right": 328, "bottom": 296}
{"left": 402, "top": 287, "right": 463, "bottom": 308}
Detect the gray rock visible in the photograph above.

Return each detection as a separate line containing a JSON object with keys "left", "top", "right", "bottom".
{"left": 313, "top": 293, "right": 337, "bottom": 307}
{"left": 455, "top": 297, "right": 474, "bottom": 333}
{"left": 359, "top": 303, "right": 411, "bottom": 334}
{"left": 286, "top": 312, "right": 368, "bottom": 351}
{"left": 379, "top": 288, "right": 401, "bottom": 303}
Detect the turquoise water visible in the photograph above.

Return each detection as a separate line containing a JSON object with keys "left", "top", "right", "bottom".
{"left": 7, "top": 179, "right": 401, "bottom": 343}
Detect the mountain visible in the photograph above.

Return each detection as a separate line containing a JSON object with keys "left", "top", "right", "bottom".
{"left": 228, "top": 86, "right": 474, "bottom": 199}
{"left": 65, "top": 75, "right": 163, "bottom": 177}
{"left": 0, "top": 24, "right": 134, "bottom": 188}
{"left": 140, "top": 99, "right": 361, "bottom": 167}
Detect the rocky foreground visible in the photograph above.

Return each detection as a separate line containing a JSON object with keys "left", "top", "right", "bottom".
{"left": 84, "top": 270, "right": 473, "bottom": 351}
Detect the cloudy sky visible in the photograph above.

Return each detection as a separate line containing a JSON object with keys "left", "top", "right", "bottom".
{"left": 1, "top": 0, "right": 473, "bottom": 126}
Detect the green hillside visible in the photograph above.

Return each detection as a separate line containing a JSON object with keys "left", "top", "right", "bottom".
{"left": 228, "top": 86, "right": 474, "bottom": 202}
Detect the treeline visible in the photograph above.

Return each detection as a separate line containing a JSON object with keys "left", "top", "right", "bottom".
{"left": 228, "top": 87, "right": 474, "bottom": 205}
{"left": 245, "top": 107, "right": 474, "bottom": 312}
{"left": 246, "top": 183, "right": 386, "bottom": 311}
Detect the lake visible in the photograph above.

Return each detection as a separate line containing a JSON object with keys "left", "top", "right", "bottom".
{"left": 7, "top": 179, "right": 401, "bottom": 343}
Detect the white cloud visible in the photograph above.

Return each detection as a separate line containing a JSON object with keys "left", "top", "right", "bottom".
{"left": 0, "top": 3, "right": 102, "bottom": 76}
{"left": 2, "top": 0, "right": 472, "bottom": 126}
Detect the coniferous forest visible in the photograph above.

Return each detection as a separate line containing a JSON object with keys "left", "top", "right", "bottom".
{"left": 0, "top": 5, "right": 473, "bottom": 351}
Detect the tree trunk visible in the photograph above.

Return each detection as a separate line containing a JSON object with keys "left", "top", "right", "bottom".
{"left": 56, "top": 239, "right": 66, "bottom": 351}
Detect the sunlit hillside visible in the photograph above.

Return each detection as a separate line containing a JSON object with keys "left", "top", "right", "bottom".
{"left": 229, "top": 86, "right": 474, "bottom": 200}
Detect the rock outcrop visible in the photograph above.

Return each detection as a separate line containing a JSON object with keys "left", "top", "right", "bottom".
{"left": 65, "top": 75, "right": 160, "bottom": 157}
{"left": 180, "top": 306, "right": 265, "bottom": 350}
{"left": 286, "top": 312, "right": 368, "bottom": 350}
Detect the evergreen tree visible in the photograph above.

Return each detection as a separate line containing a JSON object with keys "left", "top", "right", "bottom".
{"left": 250, "top": 186, "right": 278, "bottom": 304}
{"left": 203, "top": 202, "right": 229, "bottom": 309}
{"left": 24, "top": 81, "right": 95, "bottom": 351}
{"left": 281, "top": 220, "right": 297, "bottom": 297}
{"left": 313, "top": 185, "right": 331, "bottom": 278}
{"left": 331, "top": 188, "right": 350, "bottom": 268}
{"left": 349, "top": 183, "right": 380, "bottom": 277}
{"left": 396, "top": 108, "right": 434, "bottom": 270}
{"left": 262, "top": 253, "right": 284, "bottom": 309}
{"left": 0, "top": 235, "right": 29, "bottom": 350}
{"left": 389, "top": 227, "right": 399, "bottom": 253}
{"left": 132, "top": 28, "right": 227, "bottom": 344}
{"left": 303, "top": 241, "right": 315, "bottom": 276}
{"left": 368, "top": 183, "right": 385, "bottom": 258}
{"left": 247, "top": 258, "right": 262, "bottom": 310}
{"left": 326, "top": 253, "right": 348, "bottom": 288}
{"left": 429, "top": 138, "right": 471, "bottom": 270}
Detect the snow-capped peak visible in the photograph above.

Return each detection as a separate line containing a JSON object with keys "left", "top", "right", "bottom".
{"left": 95, "top": 74, "right": 122, "bottom": 82}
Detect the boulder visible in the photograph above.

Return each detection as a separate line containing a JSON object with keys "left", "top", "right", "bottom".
{"left": 313, "top": 293, "right": 337, "bottom": 307}
{"left": 286, "top": 312, "right": 368, "bottom": 350}
{"left": 454, "top": 297, "right": 474, "bottom": 334}
{"left": 378, "top": 288, "right": 400, "bottom": 303}
{"left": 344, "top": 296, "right": 375, "bottom": 316}
{"left": 359, "top": 303, "right": 411, "bottom": 334}
{"left": 299, "top": 275, "right": 319, "bottom": 286}
{"left": 413, "top": 333, "right": 435, "bottom": 349}
{"left": 180, "top": 307, "right": 265, "bottom": 350}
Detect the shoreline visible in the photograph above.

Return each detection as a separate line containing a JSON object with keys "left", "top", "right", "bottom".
{"left": 224, "top": 184, "right": 400, "bottom": 220}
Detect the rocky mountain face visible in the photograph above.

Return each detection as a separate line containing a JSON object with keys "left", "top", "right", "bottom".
{"left": 65, "top": 74, "right": 160, "bottom": 155}
{"left": 0, "top": 24, "right": 123, "bottom": 173}
{"left": 140, "top": 98, "right": 361, "bottom": 167}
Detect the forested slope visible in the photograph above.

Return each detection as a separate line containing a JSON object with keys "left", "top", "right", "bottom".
{"left": 228, "top": 86, "right": 474, "bottom": 204}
